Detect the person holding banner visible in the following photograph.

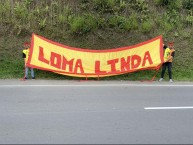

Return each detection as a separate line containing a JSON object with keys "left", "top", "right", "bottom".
{"left": 159, "top": 42, "right": 175, "bottom": 83}
{"left": 22, "top": 42, "right": 35, "bottom": 80}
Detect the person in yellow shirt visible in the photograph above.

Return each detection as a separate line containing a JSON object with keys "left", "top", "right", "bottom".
{"left": 22, "top": 42, "right": 35, "bottom": 80}
{"left": 159, "top": 42, "right": 175, "bottom": 82}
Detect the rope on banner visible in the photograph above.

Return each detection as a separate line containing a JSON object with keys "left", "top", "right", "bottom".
{"left": 140, "top": 64, "right": 162, "bottom": 82}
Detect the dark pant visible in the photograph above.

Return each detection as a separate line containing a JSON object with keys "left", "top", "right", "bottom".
{"left": 161, "top": 62, "right": 172, "bottom": 79}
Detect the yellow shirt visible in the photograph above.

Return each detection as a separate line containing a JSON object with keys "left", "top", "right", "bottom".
{"left": 164, "top": 48, "right": 170, "bottom": 62}
{"left": 164, "top": 47, "right": 175, "bottom": 62}
{"left": 23, "top": 48, "right": 30, "bottom": 64}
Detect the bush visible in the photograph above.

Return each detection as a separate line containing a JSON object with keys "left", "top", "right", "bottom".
{"left": 68, "top": 14, "right": 97, "bottom": 34}
{"left": 183, "top": 0, "right": 193, "bottom": 10}
{"left": 93, "top": 0, "right": 117, "bottom": 13}
{"left": 141, "top": 21, "right": 153, "bottom": 33}
{"left": 69, "top": 16, "right": 85, "bottom": 34}
{"left": 108, "top": 15, "right": 119, "bottom": 27}
{"left": 14, "top": 2, "right": 29, "bottom": 22}
{"left": 185, "top": 13, "right": 193, "bottom": 26}
{"left": 119, "top": 19, "right": 131, "bottom": 31}
{"left": 162, "top": 22, "right": 174, "bottom": 32}
{"left": 155, "top": 0, "right": 182, "bottom": 9}
{"left": 0, "top": 1, "right": 12, "bottom": 23}
{"left": 84, "top": 13, "right": 98, "bottom": 31}
{"left": 128, "top": 14, "right": 138, "bottom": 30}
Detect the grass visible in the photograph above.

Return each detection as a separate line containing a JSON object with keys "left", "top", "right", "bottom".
{"left": 0, "top": 0, "right": 193, "bottom": 81}
{"left": 0, "top": 27, "right": 193, "bottom": 81}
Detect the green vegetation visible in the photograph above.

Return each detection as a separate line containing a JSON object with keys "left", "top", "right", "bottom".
{"left": 0, "top": 0, "right": 193, "bottom": 81}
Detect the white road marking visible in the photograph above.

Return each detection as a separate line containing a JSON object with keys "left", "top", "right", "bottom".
{"left": 144, "top": 106, "right": 193, "bottom": 110}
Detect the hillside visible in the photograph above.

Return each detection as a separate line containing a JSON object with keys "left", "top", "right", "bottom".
{"left": 0, "top": 0, "right": 193, "bottom": 80}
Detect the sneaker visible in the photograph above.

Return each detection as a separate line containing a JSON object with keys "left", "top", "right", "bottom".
{"left": 32, "top": 77, "right": 35, "bottom": 80}
{"left": 169, "top": 79, "right": 173, "bottom": 83}
{"left": 159, "top": 78, "right": 163, "bottom": 82}
{"left": 24, "top": 77, "right": 27, "bottom": 80}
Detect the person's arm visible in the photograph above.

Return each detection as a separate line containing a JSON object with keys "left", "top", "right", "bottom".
{"left": 171, "top": 51, "right": 175, "bottom": 58}
{"left": 167, "top": 50, "right": 175, "bottom": 61}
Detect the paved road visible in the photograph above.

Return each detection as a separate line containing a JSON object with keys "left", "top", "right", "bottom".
{"left": 0, "top": 80, "right": 193, "bottom": 144}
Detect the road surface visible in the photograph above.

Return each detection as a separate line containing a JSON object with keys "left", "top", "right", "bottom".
{"left": 0, "top": 79, "right": 193, "bottom": 144}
